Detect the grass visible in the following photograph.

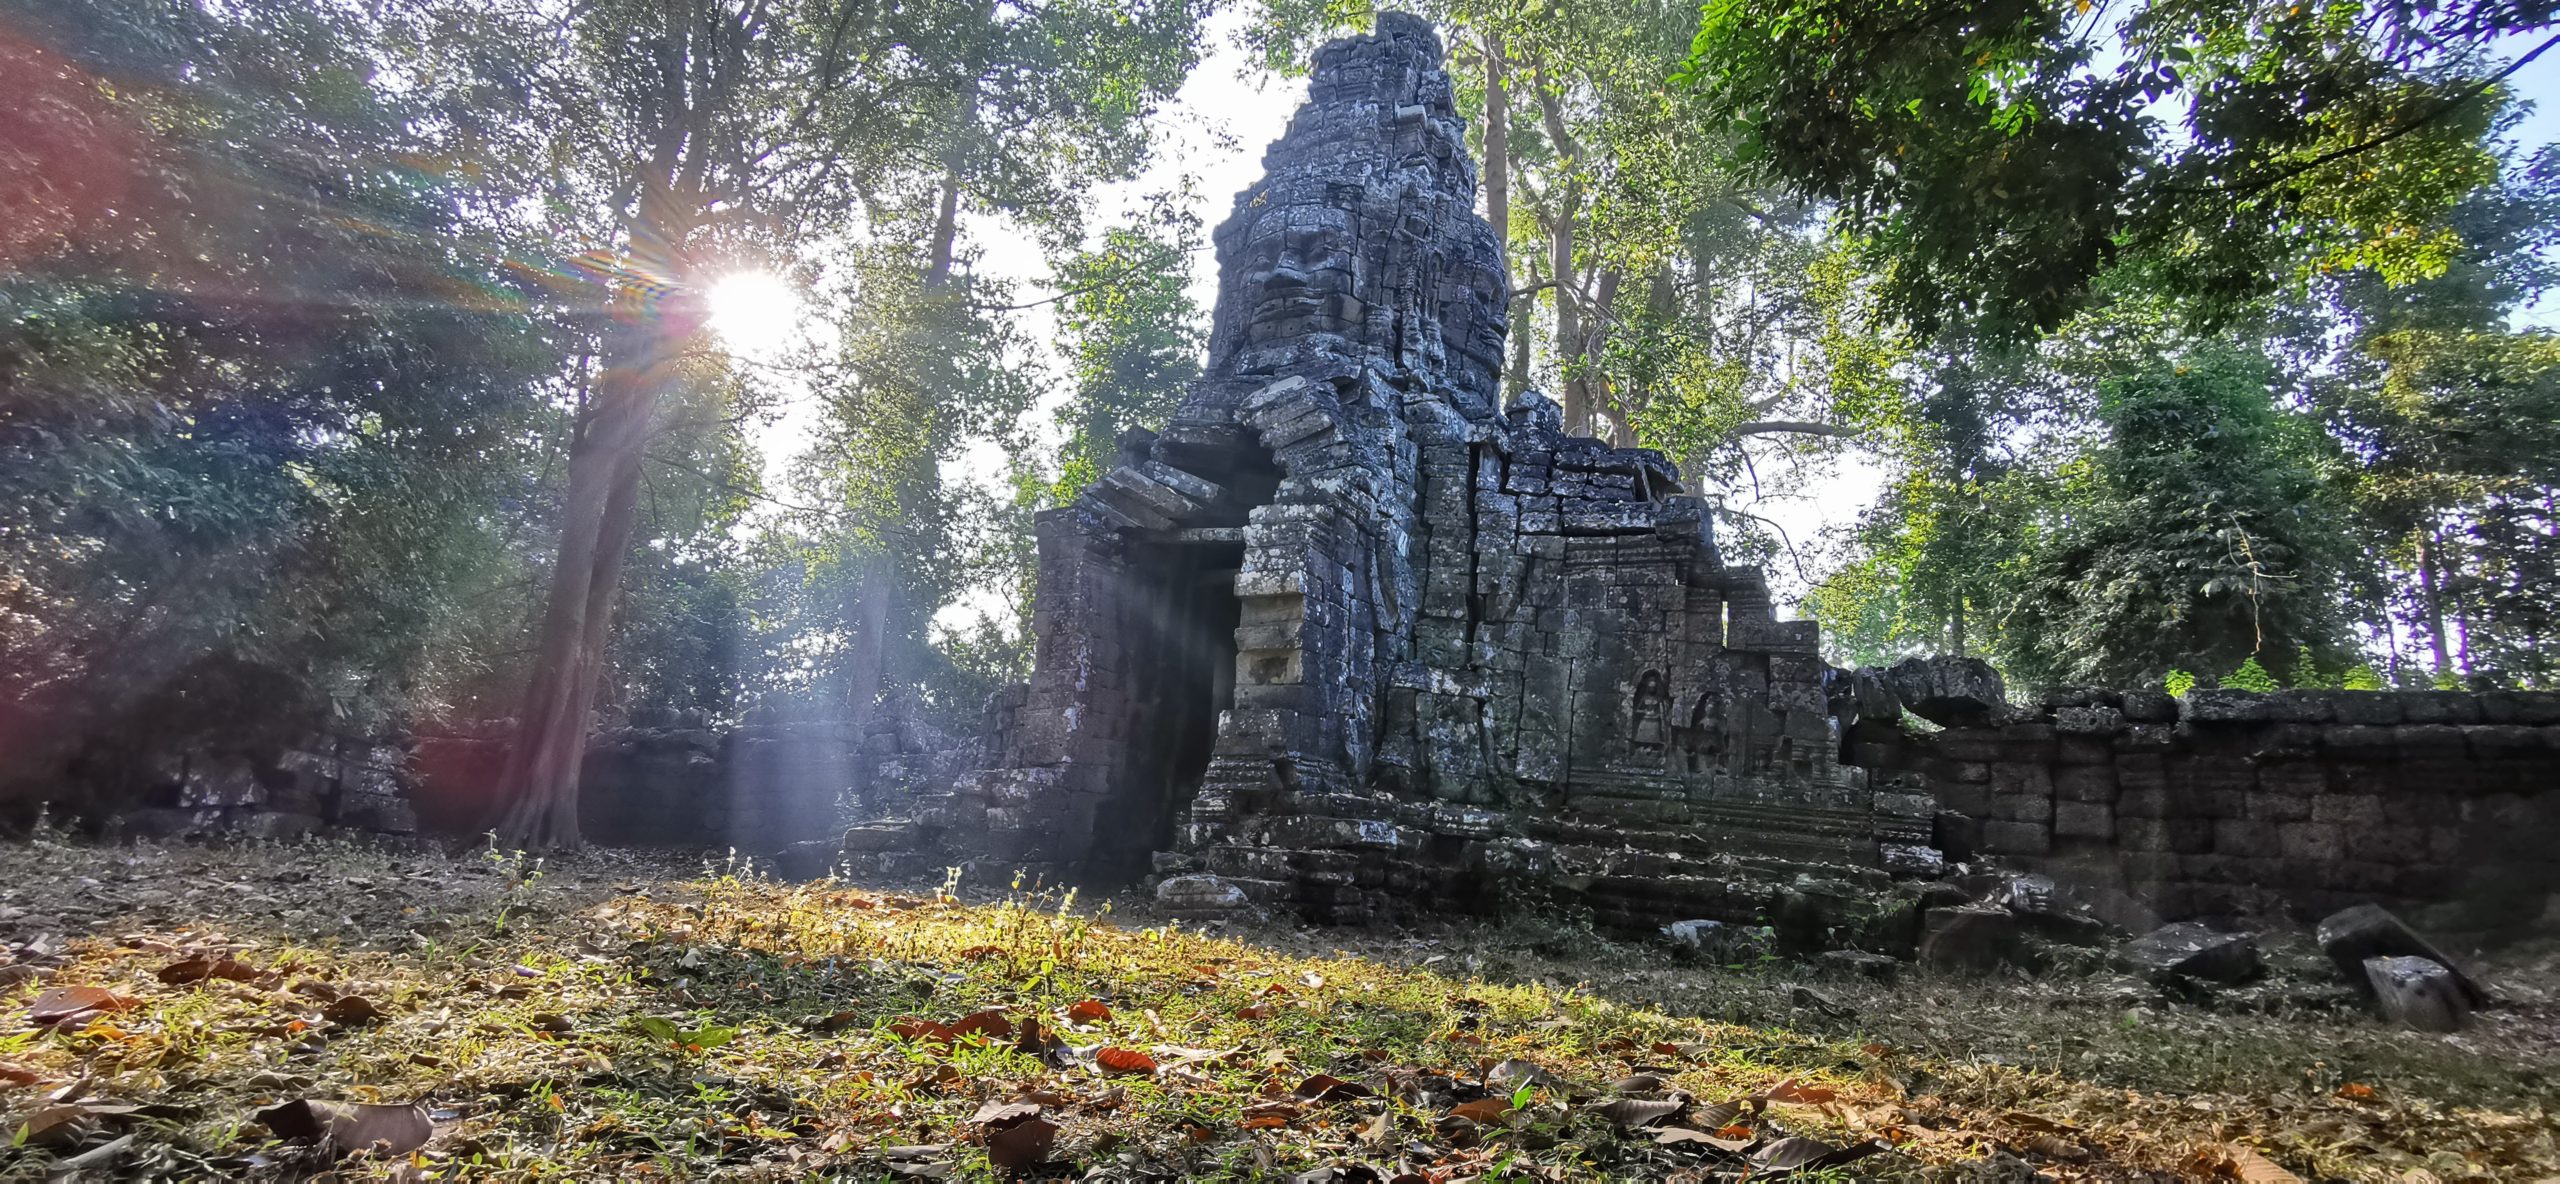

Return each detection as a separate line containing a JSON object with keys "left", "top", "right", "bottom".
{"left": 0, "top": 833, "right": 2553, "bottom": 1180}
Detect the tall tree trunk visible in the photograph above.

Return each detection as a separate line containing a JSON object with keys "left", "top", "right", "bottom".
{"left": 1550, "top": 207, "right": 1582, "bottom": 433}
{"left": 1585, "top": 268, "right": 1622, "bottom": 444}
{"left": 849, "top": 159, "right": 966, "bottom": 744}
{"left": 494, "top": 291, "right": 688, "bottom": 848}
{"left": 2417, "top": 527, "right": 2452, "bottom": 679}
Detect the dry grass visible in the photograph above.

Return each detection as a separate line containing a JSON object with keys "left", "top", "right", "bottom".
{"left": 0, "top": 833, "right": 2551, "bottom": 1180}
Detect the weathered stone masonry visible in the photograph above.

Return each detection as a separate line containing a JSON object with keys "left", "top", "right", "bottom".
{"left": 852, "top": 14, "right": 1922, "bottom": 937}
{"left": 1852, "top": 685, "right": 2560, "bottom": 936}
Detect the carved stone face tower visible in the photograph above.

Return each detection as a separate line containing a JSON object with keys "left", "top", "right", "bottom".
{"left": 1200, "top": 13, "right": 1509, "bottom": 409}
{"left": 901, "top": 14, "right": 1920, "bottom": 926}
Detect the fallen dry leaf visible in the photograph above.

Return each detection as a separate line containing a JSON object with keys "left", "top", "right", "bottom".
{"left": 1096, "top": 1047, "right": 1158, "bottom": 1075}
{"left": 967, "top": 1099, "right": 1041, "bottom": 1128}
{"left": 158, "top": 957, "right": 259, "bottom": 986}
{"left": 1752, "top": 1135, "right": 1885, "bottom": 1171}
{"left": 947, "top": 1009, "right": 1012, "bottom": 1041}
{"left": 985, "top": 1117, "right": 1058, "bottom": 1168}
{"left": 1066, "top": 999, "right": 1111, "bottom": 1023}
{"left": 28, "top": 986, "right": 139, "bottom": 1027}
{"left": 1592, "top": 1096, "right": 1686, "bottom": 1128}
{"left": 1655, "top": 1126, "right": 1754, "bottom": 1153}
{"left": 257, "top": 1099, "right": 435, "bottom": 1157}
{"left": 1294, "top": 1073, "right": 1375, "bottom": 1102}
{"left": 1447, "top": 1097, "right": 1512, "bottom": 1123}
{"left": 323, "top": 995, "right": 383, "bottom": 1025}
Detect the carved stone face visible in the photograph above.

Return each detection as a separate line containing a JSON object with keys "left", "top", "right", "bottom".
{"left": 1239, "top": 205, "right": 1362, "bottom": 350}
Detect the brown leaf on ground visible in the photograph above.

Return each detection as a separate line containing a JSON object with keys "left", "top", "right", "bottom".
{"left": 1237, "top": 1004, "right": 1276, "bottom": 1019}
{"left": 1357, "top": 1107, "right": 1393, "bottom": 1144}
{"left": 322, "top": 995, "right": 383, "bottom": 1025}
{"left": 27, "top": 986, "right": 139, "bottom": 1028}
{"left": 256, "top": 1099, "right": 435, "bottom": 1157}
{"left": 1066, "top": 999, "right": 1111, "bottom": 1023}
{"left": 16, "top": 1102, "right": 144, "bottom": 1146}
{"left": 1757, "top": 1078, "right": 1837, "bottom": 1106}
{"left": 890, "top": 1017, "right": 956, "bottom": 1043}
{"left": 967, "top": 1099, "right": 1042, "bottom": 1129}
{"left": 2028, "top": 1133, "right": 2094, "bottom": 1162}
{"left": 947, "top": 1009, "right": 1012, "bottom": 1040}
{"left": 1689, "top": 1100, "right": 1745, "bottom": 1130}
{"left": 985, "top": 1116, "right": 1058, "bottom": 1167}
{"left": 0, "top": 1062, "right": 42, "bottom": 1086}
{"left": 957, "top": 945, "right": 1000, "bottom": 961}
{"left": 158, "top": 957, "right": 260, "bottom": 986}
{"left": 1239, "top": 1114, "right": 1291, "bottom": 1130}
{"left": 2190, "top": 1144, "right": 2307, "bottom": 1182}
{"left": 1096, "top": 1047, "right": 1157, "bottom": 1075}
{"left": 1447, "top": 1097, "right": 1512, "bottom": 1123}
{"left": 1752, "top": 1135, "right": 1886, "bottom": 1171}
{"left": 1294, "top": 1073, "right": 1375, "bottom": 1102}
{"left": 1654, "top": 1126, "right": 1755, "bottom": 1152}
{"left": 1592, "top": 1096, "right": 1686, "bottom": 1128}
{"left": 1608, "top": 1074, "right": 1664, "bottom": 1093}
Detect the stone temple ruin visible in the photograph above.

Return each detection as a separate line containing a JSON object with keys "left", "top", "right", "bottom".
{"left": 823, "top": 13, "right": 2557, "bottom": 948}
{"left": 843, "top": 13, "right": 1932, "bottom": 937}
{"left": 42, "top": 14, "right": 2550, "bottom": 959}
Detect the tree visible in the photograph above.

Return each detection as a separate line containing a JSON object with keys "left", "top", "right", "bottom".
{"left": 1048, "top": 198, "right": 1207, "bottom": 500}
{"left": 398, "top": 0, "right": 1205, "bottom": 846}
{"left": 0, "top": 0, "right": 553, "bottom": 795}
{"left": 1677, "top": 0, "right": 2552, "bottom": 336}
{"left": 1998, "top": 348, "right": 2357, "bottom": 687}
{"left": 2311, "top": 129, "right": 2560, "bottom": 684}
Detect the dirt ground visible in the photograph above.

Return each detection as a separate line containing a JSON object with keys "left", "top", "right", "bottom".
{"left": 1, "top": 832, "right": 2553, "bottom": 1180}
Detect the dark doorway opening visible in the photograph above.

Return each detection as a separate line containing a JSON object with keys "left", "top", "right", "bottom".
{"left": 1124, "top": 537, "right": 1244, "bottom": 857}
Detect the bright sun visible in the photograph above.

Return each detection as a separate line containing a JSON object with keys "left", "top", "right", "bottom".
{"left": 704, "top": 271, "right": 803, "bottom": 359}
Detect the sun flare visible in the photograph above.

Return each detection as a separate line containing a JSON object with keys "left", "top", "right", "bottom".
{"left": 704, "top": 270, "right": 803, "bottom": 359}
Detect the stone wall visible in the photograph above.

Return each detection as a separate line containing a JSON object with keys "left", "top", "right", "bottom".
{"left": 1852, "top": 686, "right": 2560, "bottom": 937}
{"left": 412, "top": 707, "right": 972, "bottom": 854}
{"left": 65, "top": 733, "right": 422, "bottom": 842}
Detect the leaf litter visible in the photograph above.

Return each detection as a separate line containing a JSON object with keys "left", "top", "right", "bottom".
{"left": 0, "top": 836, "right": 2555, "bottom": 1179}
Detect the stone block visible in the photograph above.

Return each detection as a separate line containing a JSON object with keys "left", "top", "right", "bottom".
{"left": 1979, "top": 820, "right": 2051, "bottom": 856}
{"left": 2052, "top": 800, "right": 2114, "bottom": 840}
{"left": 2120, "top": 690, "right": 2178, "bottom": 722}
{"left": 2055, "top": 765, "right": 2117, "bottom": 803}
{"left": 1990, "top": 792, "right": 2053, "bottom": 823}
{"left": 2276, "top": 822, "right": 2346, "bottom": 863}
{"left": 1989, "top": 762, "right": 2053, "bottom": 798}
{"left": 2120, "top": 817, "right": 2211, "bottom": 854}
{"left": 2310, "top": 793, "right": 2383, "bottom": 827}
{"left": 2396, "top": 693, "right": 2481, "bottom": 725}
{"left": 2213, "top": 818, "right": 2274, "bottom": 855}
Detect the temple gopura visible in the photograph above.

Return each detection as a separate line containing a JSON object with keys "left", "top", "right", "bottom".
{"left": 849, "top": 13, "right": 1935, "bottom": 933}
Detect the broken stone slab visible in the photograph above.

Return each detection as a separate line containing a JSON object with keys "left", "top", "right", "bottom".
{"left": 1918, "top": 904, "right": 2026, "bottom": 973}
{"left": 1992, "top": 873, "right": 2110, "bottom": 946}
{"left": 2363, "top": 955, "right": 2471, "bottom": 1032}
{"left": 1818, "top": 949, "right": 1904, "bottom": 983}
{"left": 769, "top": 839, "right": 839, "bottom": 881}
{"left": 1156, "top": 874, "right": 1250, "bottom": 918}
{"left": 2117, "top": 922, "right": 2261, "bottom": 985}
{"left": 1881, "top": 656, "right": 2008, "bottom": 727}
{"left": 2316, "top": 904, "right": 2489, "bottom": 1009}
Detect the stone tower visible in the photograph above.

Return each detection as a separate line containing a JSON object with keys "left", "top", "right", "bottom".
{"left": 885, "top": 13, "right": 1927, "bottom": 928}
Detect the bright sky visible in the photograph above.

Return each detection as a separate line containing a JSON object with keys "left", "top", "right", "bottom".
{"left": 722, "top": 15, "right": 2560, "bottom": 635}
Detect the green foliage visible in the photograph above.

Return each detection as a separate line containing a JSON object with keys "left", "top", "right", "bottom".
{"left": 2222, "top": 656, "right": 2281, "bottom": 692}
{"left": 2164, "top": 669, "right": 2197, "bottom": 698}
{"left": 0, "top": 0, "right": 554, "bottom": 772}
{"left": 1676, "top": 0, "right": 2531, "bottom": 337}
{"left": 1048, "top": 197, "right": 1205, "bottom": 502}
